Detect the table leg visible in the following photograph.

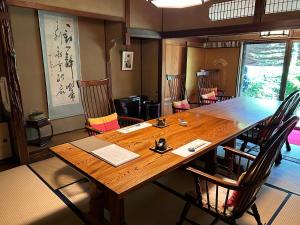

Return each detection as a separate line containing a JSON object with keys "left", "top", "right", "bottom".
{"left": 204, "top": 148, "right": 217, "bottom": 174}
{"left": 105, "top": 190, "right": 125, "bottom": 225}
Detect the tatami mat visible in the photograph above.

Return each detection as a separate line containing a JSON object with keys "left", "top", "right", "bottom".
{"left": 59, "top": 180, "right": 91, "bottom": 213}
{"left": 30, "top": 157, "right": 85, "bottom": 190}
{"left": 125, "top": 169, "right": 287, "bottom": 225}
{"left": 267, "top": 159, "right": 300, "bottom": 195}
{"left": 0, "top": 166, "right": 84, "bottom": 225}
{"left": 271, "top": 195, "right": 300, "bottom": 225}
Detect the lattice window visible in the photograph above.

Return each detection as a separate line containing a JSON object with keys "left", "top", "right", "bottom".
{"left": 265, "top": 0, "right": 300, "bottom": 14}
{"left": 209, "top": 0, "right": 256, "bottom": 21}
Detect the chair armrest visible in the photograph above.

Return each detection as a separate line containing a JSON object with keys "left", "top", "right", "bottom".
{"left": 172, "top": 106, "right": 190, "bottom": 111}
{"left": 118, "top": 116, "right": 144, "bottom": 123}
{"left": 186, "top": 166, "right": 240, "bottom": 190}
{"left": 85, "top": 125, "right": 103, "bottom": 135}
{"left": 188, "top": 102, "right": 201, "bottom": 106}
{"left": 223, "top": 146, "right": 256, "bottom": 161}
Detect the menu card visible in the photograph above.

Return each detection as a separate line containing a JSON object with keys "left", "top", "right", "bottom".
{"left": 117, "top": 122, "right": 152, "bottom": 134}
{"left": 71, "top": 136, "right": 140, "bottom": 167}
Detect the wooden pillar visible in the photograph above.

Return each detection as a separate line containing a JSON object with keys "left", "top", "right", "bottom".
{"left": 253, "top": 0, "right": 266, "bottom": 24}
{"left": 0, "top": 0, "right": 28, "bottom": 164}
{"left": 123, "top": 0, "right": 130, "bottom": 46}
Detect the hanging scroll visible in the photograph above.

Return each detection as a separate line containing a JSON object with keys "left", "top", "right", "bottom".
{"left": 38, "top": 11, "right": 83, "bottom": 119}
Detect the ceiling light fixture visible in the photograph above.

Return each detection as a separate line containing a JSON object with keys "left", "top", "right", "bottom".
{"left": 147, "top": 0, "right": 209, "bottom": 8}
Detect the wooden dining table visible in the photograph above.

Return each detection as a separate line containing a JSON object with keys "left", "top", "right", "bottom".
{"left": 50, "top": 97, "right": 280, "bottom": 225}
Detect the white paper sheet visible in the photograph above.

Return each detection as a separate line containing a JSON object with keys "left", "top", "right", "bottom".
{"left": 91, "top": 144, "right": 140, "bottom": 167}
{"left": 171, "top": 139, "right": 211, "bottom": 157}
{"left": 117, "top": 122, "right": 152, "bottom": 134}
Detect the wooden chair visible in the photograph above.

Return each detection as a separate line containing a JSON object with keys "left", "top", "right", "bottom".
{"left": 239, "top": 90, "right": 300, "bottom": 164}
{"left": 177, "top": 116, "right": 299, "bottom": 225}
{"left": 166, "top": 74, "right": 199, "bottom": 113}
{"left": 77, "top": 79, "right": 143, "bottom": 136}
{"left": 196, "top": 69, "right": 233, "bottom": 105}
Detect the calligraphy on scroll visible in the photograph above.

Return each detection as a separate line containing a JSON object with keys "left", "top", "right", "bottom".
{"left": 38, "top": 11, "right": 83, "bottom": 119}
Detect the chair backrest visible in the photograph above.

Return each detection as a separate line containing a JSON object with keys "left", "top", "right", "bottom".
{"left": 259, "top": 90, "right": 300, "bottom": 143}
{"left": 196, "top": 69, "right": 220, "bottom": 95}
{"left": 166, "top": 75, "right": 187, "bottom": 102}
{"left": 77, "top": 79, "right": 116, "bottom": 119}
{"left": 235, "top": 116, "right": 299, "bottom": 216}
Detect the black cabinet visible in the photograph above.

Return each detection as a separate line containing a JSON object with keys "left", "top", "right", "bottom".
{"left": 114, "top": 96, "right": 160, "bottom": 120}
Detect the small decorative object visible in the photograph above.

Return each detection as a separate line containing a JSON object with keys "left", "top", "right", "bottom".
{"left": 121, "top": 51, "right": 134, "bottom": 71}
{"left": 153, "top": 118, "right": 169, "bottom": 128}
{"left": 150, "top": 138, "right": 173, "bottom": 154}
{"left": 178, "top": 118, "right": 188, "bottom": 126}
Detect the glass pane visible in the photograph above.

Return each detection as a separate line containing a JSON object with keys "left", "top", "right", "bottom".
{"left": 285, "top": 41, "right": 300, "bottom": 127}
{"left": 240, "top": 42, "right": 286, "bottom": 100}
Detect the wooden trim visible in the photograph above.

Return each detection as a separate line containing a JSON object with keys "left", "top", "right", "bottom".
{"left": 163, "top": 19, "right": 300, "bottom": 38}
{"left": 124, "top": 0, "right": 130, "bottom": 28}
{"left": 127, "top": 28, "right": 162, "bottom": 39}
{"left": 7, "top": 0, "right": 124, "bottom": 21}
{"left": 158, "top": 39, "right": 163, "bottom": 105}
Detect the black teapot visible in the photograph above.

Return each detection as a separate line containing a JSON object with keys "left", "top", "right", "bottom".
{"left": 155, "top": 138, "right": 167, "bottom": 151}
{"left": 156, "top": 118, "right": 166, "bottom": 127}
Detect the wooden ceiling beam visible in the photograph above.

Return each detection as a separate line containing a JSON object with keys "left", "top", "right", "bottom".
{"left": 7, "top": 0, "right": 124, "bottom": 22}
{"left": 163, "top": 19, "right": 300, "bottom": 38}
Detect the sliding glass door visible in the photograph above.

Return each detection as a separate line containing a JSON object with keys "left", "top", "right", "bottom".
{"left": 240, "top": 42, "right": 287, "bottom": 100}
{"left": 285, "top": 41, "right": 300, "bottom": 126}
{"left": 240, "top": 41, "right": 300, "bottom": 128}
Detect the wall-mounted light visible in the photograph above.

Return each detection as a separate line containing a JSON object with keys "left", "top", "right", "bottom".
{"left": 260, "top": 30, "right": 290, "bottom": 38}
{"left": 147, "top": 0, "right": 209, "bottom": 8}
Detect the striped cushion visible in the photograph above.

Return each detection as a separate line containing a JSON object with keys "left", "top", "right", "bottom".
{"left": 88, "top": 113, "right": 120, "bottom": 132}
{"left": 173, "top": 99, "right": 191, "bottom": 109}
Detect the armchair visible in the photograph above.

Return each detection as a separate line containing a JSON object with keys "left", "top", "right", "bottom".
{"left": 177, "top": 116, "right": 299, "bottom": 225}
{"left": 77, "top": 79, "right": 143, "bottom": 136}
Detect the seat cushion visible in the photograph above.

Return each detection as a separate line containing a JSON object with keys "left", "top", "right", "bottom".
{"left": 201, "top": 91, "right": 217, "bottom": 100}
{"left": 198, "top": 175, "right": 240, "bottom": 216}
{"left": 200, "top": 87, "right": 218, "bottom": 95}
{"left": 88, "top": 113, "right": 120, "bottom": 132}
{"left": 173, "top": 99, "right": 191, "bottom": 110}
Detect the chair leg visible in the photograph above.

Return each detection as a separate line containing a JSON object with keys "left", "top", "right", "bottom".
{"left": 240, "top": 141, "right": 248, "bottom": 152}
{"left": 251, "top": 203, "right": 263, "bottom": 225}
{"left": 286, "top": 140, "right": 291, "bottom": 152}
{"left": 275, "top": 152, "right": 282, "bottom": 166}
{"left": 177, "top": 201, "right": 191, "bottom": 225}
{"left": 229, "top": 220, "right": 237, "bottom": 225}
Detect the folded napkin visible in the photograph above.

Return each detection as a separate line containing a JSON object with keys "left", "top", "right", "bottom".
{"left": 172, "top": 139, "right": 211, "bottom": 157}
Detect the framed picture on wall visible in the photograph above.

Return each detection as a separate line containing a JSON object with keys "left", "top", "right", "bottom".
{"left": 121, "top": 51, "right": 134, "bottom": 71}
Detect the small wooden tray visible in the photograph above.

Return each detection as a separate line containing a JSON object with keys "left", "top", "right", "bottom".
{"left": 149, "top": 146, "right": 173, "bottom": 154}
{"left": 152, "top": 123, "right": 170, "bottom": 128}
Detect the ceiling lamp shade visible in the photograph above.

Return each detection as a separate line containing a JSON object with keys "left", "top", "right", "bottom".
{"left": 148, "top": 0, "right": 209, "bottom": 8}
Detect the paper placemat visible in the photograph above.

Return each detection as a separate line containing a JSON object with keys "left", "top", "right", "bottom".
{"left": 91, "top": 144, "right": 140, "bottom": 167}
{"left": 171, "top": 139, "right": 211, "bottom": 157}
{"left": 71, "top": 136, "right": 111, "bottom": 152}
{"left": 117, "top": 122, "right": 152, "bottom": 134}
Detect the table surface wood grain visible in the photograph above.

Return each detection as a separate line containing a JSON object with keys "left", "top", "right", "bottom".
{"left": 50, "top": 97, "right": 280, "bottom": 198}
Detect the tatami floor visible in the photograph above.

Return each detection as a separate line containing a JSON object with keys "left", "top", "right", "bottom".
{"left": 29, "top": 143, "right": 300, "bottom": 225}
